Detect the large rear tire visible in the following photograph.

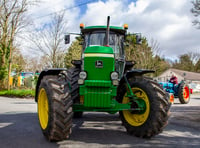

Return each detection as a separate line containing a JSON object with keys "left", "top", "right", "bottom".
{"left": 67, "top": 67, "right": 83, "bottom": 118}
{"left": 178, "top": 82, "right": 190, "bottom": 104}
{"left": 37, "top": 73, "right": 73, "bottom": 141}
{"left": 118, "top": 77, "right": 170, "bottom": 138}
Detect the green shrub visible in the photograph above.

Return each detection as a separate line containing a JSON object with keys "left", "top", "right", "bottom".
{"left": 0, "top": 89, "right": 35, "bottom": 97}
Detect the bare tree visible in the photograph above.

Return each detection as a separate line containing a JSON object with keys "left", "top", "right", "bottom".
{"left": 188, "top": 51, "right": 200, "bottom": 64}
{"left": 23, "top": 56, "right": 44, "bottom": 72}
{"left": 125, "top": 35, "right": 169, "bottom": 76}
{"left": 150, "top": 38, "right": 162, "bottom": 57}
{"left": 191, "top": 0, "right": 200, "bottom": 28}
{"left": 125, "top": 36, "right": 155, "bottom": 70}
{"left": 0, "top": 0, "right": 36, "bottom": 89}
{"left": 30, "top": 12, "right": 68, "bottom": 68}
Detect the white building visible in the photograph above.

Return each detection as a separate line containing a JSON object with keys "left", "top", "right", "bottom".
{"left": 156, "top": 68, "right": 200, "bottom": 84}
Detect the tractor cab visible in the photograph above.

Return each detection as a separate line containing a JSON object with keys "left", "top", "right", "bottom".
{"left": 80, "top": 25, "right": 127, "bottom": 79}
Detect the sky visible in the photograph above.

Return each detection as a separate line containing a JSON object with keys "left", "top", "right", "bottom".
{"left": 24, "top": 0, "right": 200, "bottom": 60}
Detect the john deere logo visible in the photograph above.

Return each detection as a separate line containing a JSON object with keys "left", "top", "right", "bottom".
{"left": 95, "top": 60, "right": 103, "bottom": 68}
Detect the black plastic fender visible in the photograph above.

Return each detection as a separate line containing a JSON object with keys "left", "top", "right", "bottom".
{"left": 119, "top": 69, "right": 155, "bottom": 86}
{"left": 35, "top": 68, "right": 67, "bottom": 102}
{"left": 125, "top": 69, "right": 154, "bottom": 78}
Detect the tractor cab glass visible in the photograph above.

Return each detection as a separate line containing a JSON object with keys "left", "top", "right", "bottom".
{"left": 84, "top": 31, "right": 125, "bottom": 60}
{"left": 83, "top": 30, "right": 125, "bottom": 78}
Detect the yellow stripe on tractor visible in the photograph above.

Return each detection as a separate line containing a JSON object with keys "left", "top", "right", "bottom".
{"left": 84, "top": 53, "right": 114, "bottom": 58}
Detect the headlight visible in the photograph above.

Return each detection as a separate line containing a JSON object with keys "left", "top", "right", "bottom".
{"left": 112, "top": 80, "right": 119, "bottom": 86}
{"left": 78, "top": 79, "right": 84, "bottom": 85}
{"left": 111, "top": 72, "right": 118, "bottom": 80}
{"left": 79, "top": 71, "right": 87, "bottom": 79}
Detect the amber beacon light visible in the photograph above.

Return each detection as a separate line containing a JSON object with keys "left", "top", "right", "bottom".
{"left": 124, "top": 24, "right": 128, "bottom": 29}
{"left": 80, "top": 23, "right": 84, "bottom": 29}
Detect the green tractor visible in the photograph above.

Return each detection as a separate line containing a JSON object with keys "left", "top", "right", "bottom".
{"left": 35, "top": 16, "right": 170, "bottom": 141}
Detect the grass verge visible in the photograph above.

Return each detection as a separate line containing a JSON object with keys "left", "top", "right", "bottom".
{"left": 0, "top": 89, "right": 35, "bottom": 98}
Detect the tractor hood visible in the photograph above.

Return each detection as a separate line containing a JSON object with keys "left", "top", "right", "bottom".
{"left": 83, "top": 46, "right": 115, "bottom": 81}
{"left": 84, "top": 46, "right": 114, "bottom": 54}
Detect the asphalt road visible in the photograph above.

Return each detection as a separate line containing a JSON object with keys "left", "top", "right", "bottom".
{"left": 0, "top": 94, "right": 200, "bottom": 148}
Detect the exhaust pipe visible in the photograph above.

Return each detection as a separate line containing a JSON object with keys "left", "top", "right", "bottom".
{"left": 105, "top": 16, "right": 110, "bottom": 46}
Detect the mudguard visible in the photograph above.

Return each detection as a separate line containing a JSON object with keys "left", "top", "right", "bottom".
{"left": 125, "top": 69, "right": 154, "bottom": 78}
{"left": 119, "top": 69, "right": 155, "bottom": 85}
{"left": 35, "top": 68, "right": 67, "bottom": 102}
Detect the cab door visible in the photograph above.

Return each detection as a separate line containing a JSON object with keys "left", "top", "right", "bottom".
{"left": 110, "top": 34, "right": 125, "bottom": 79}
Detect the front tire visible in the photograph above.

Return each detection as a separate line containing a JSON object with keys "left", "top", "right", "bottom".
{"left": 118, "top": 77, "right": 170, "bottom": 138}
{"left": 37, "top": 73, "right": 73, "bottom": 141}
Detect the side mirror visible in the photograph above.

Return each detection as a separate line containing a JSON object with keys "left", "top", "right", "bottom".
{"left": 64, "top": 34, "right": 70, "bottom": 44}
{"left": 136, "top": 34, "right": 142, "bottom": 44}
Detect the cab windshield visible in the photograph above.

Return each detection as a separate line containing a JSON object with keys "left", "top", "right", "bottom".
{"left": 84, "top": 31, "right": 124, "bottom": 59}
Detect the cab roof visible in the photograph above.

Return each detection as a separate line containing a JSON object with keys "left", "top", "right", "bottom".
{"left": 81, "top": 26, "right": 126, "bottom": 34}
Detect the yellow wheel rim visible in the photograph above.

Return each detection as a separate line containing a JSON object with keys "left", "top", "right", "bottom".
{"left": 38, "top": 88, "right": 49, "bottom": 130}
{"left": 122, "top": 87, "right": 150, "bottom": 126}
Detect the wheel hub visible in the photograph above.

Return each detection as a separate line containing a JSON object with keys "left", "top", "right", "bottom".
{"left": 38, "top": 88, "right": 49, "bottom": 130}
{"left": 122, "top": 87, "right": 150, "bottom": 126}
{"left": 129, "top": 98, "right": 146, "bottom": 114}
{"left": 183, "top": 86, "right": 189, "bottom": 100}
